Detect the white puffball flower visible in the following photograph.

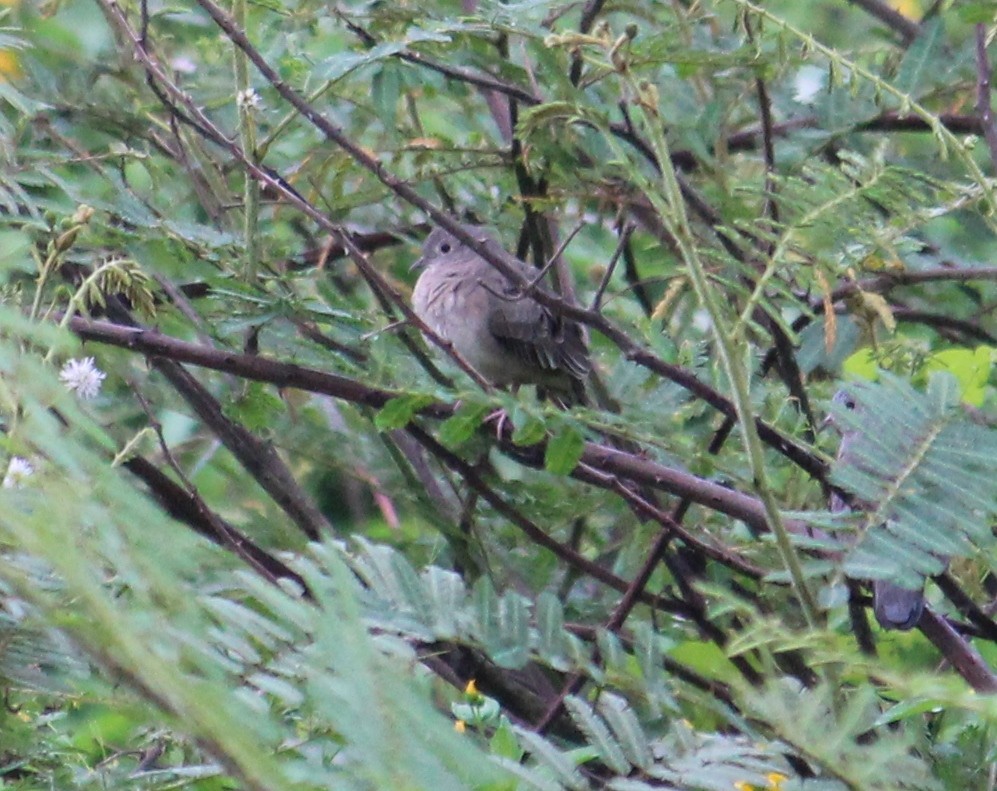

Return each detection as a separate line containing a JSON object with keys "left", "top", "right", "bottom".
{"left": 792, "top": 65, "right": 827, "bottom": 106}
{"left": 237, "top": 89, "right": 263, "bottom": 111}
{"left": 59, "top": 357, "right": 107, "bottom": 400}
{"left": 3, "top": 457, "right": 34, "bottom": 489}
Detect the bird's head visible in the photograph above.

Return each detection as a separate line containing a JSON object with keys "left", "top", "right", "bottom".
{"left": 411, "top": 226, "right": 494, "bottom": 271}
{"left": 823, "top": 388, "right": 858, "bottom": 434}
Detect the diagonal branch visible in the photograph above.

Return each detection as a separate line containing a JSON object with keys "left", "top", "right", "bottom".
{"left": 845, "top": 0, "right": 921, "bottom": 46}
{"left": 67, "top": 315, "right": 809, "bottom": 538}
{"left": 975, "top": 23, "right": 997, "bottom": 174}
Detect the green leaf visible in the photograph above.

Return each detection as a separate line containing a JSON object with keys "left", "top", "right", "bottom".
{"left": 957, "top": 2, "right": 996, "bottom": 23}
{"left": 842, "top": 347, "right": 879, "bottom": 380}
{"left": 490, "top": 718, "right": 523, "bottom": 762}
{"left": 374, "top": 394, "right": 434, "bottom": 430}
{"left": 563, "top": 696, "right": 630, "bottom": 774}
{"left": 225, "top": 382, "right": 285, "bottom": 432}
{"left": 832, "top": 373, "right": 997, "bottom": 587}
{"left": 511, "top": 411, "right": 547, "bottom": 446}
{"left": 632, "top": 620, "right": 663, "bottom": 683}
{"left": 596, "top": 628, "right": 625, "bottom": 674}
{"left": 513, "top": 728, "right": 589, "bottom": 790}
{"left": 544, "top": 424, "right": 584, "bottom": 475}
{"left": 390, "top": 551, "right": 435, "bottom": 631}
{"left": 493, "top": 591, "right": 530, "bottom": 668}
{"left": 919, "top": 346, "right": 993, "bottom": 406}
{"left": 0, "top": 229, "right": 34, "bottom": 275}
{"left": 535, "top": 592, "right": 568, "bottom": 669}
{"left": 473, "top": 578, "right": 529, "bottom": 667}
{"left": 598, "top": 694, "right": 652, "bottom": 771}
{"left": 667, "top": 640, "right": 739, "bottom": 682}
{"left": 371, "top": 62, "right": 403, "bottom": 130}
{"left": 421, "top": 566, "right": 466, "bottom": 638}
{"left": 893, "top": 18, "right": 944, "bottom": 97}
{"left": 316, "top": 41, "right": 407, "bottom": 82}
{"left": 438, "top": 401, "right": 490, "bottom": 447}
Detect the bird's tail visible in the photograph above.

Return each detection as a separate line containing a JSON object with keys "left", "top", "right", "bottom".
{"left": 873, "top": 581, "right": 925, "bottom": 631}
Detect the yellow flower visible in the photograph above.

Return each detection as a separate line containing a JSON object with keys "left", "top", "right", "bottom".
{"left": 0, "top": 50, "right": 20, "bottom": 80}
{"left": 454, "top": 719, "right": 466, "bottom": 733}
{"left": 890, "top": 0, "right": 921, "bottom": 19}
{"left": 465, "top": 679, "right": 478, "bottom": 695}
{"left": 732, "top": 772, "right": 787, "bottom": 791}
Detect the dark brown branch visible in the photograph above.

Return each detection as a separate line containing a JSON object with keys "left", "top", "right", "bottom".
{"left": 70, "top": 315, "right": 425, "bottom": 413}
{"left": 67, "top": 315, "right": 818, "bottom": 539}
{"left": 292, "top": 318, "right": 368, "bottom": 364}
{"left": 892, "top": 307, "right": 997, "bottom": 344}
{"left": 148, "top": 352, "right": 333, "bottom": 540}
{"left": 123, "top": 456, "right": 310, "bottom": 595}
{"left": 830, "top": 265, "right": 997, "bottom": 300}
{"left": 856, "top": 111, "right": 983, "bottom": 134}
{"left": 745, "top": 68, "right": 815, "bottom": 436}
{"left": 755, "top": 75, "right": 780, "bottom": 229}
{"left": 935, "top": 573, "right": 997, "bottom": 643}
{"left": 845, "top": 0, "right": 921, "bottom": 45}
{"left": 666, "top": 113, "right": 984, "bottom": 172}
{"left": 569, "top": 0, "right": 606, "bottom": 85}
{"left": 569, "top": 440, "right": 812, "bottom": 536}
{"left": 918, "top": 610, "right": 997, "bottom": 693}
{"left": 975, "top": 24, "right": 997, "bottom": 174}
{"left": 569, "top": 464, "right": 766, "bottom": 578}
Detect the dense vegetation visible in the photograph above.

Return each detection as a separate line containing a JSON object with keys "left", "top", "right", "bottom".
{"left": 0, "top": 0, "right": 994, "bottom": 787}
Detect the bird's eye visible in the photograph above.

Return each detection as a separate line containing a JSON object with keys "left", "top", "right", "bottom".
{"left": 440, "top": 243, "right": 451, "bottom": 254}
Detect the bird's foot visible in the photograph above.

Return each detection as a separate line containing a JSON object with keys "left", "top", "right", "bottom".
{"left": 484, "top": 408, "right": 510, "bottom": 439}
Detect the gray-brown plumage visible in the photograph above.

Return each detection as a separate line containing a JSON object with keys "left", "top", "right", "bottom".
{"left": 411, "top": 227, "right": 590, "bottom": 399}
{"left": 830, "top": 389, "right": 926, "bottom": 631}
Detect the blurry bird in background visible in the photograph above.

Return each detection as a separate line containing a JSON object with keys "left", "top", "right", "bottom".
{"left": 828, "top": 389, "right": 926, "bottom": 631}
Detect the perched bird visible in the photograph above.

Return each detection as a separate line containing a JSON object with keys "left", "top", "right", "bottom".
{"left": 829, "top": 389, "right": 926, "bottom": 631}
{"left": 411, "top": 226, "right": 590, "bottom": 401}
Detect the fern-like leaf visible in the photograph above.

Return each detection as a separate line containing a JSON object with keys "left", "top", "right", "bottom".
{"left": 829, "top": 372, "right": 996, "bottom": 587}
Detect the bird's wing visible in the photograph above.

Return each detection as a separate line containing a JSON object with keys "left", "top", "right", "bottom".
{"left": 486, "top": 284, "right": 590, "bottom": 379}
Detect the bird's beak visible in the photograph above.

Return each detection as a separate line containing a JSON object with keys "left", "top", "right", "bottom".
{"left": 410, "top": 255, "right": 427, "bottom": 272}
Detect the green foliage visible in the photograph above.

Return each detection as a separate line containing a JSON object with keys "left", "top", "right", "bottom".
{"left": 741, "top": 679, "right": 940, "bottom": 791}
{"left": 828, "top": 373, "right": 997, "bottom": 587}
{"left": 0, "top": 381, "right": 507, "bottom": 788}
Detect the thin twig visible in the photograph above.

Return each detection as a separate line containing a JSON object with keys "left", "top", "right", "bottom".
{"left": 404, "top": 424, "right": 693, "bottom": 616}
{"left": 591, "top": 223, "right": 634, "bottom": 311}
{"left": 975, "top": 24, "right": 997, "bottom": 174}
{"left": 569, "top": 0, "right": 606, "bottom": 85}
